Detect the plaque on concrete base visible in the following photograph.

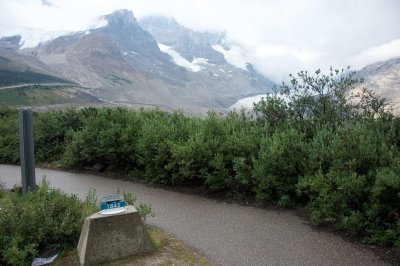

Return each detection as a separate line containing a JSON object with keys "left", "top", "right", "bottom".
{"left": 77, "top": 205, "right": 154, "bottom": 265}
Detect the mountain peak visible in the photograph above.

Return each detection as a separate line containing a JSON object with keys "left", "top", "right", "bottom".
{"left": 139, "top": 16, "right": 227, "bottom": 64}
{"left": 104, "top": 9, "right": 137, "bottom": 27}
{"left": 0, "top": 35, "right": 21, "bottom": 50}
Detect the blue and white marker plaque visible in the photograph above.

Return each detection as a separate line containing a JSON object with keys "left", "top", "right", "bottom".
{"left": 100, "top": 194, "right": 126, "bottom": 215}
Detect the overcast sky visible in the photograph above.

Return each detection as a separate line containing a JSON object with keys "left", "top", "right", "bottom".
{"left": 0, "top": 0, "right": 399, "bottom": 82}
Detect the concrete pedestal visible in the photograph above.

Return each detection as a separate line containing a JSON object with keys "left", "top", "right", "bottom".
{"left": 77, "top": 205, "right": 154, "bottom": 265}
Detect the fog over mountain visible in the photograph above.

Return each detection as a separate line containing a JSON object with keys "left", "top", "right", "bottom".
{"left": 1, "top": 0, "right": 399, "bottom": 83}
{"left": 0, "top": 9, "right": 274, "bottom": 110}
{"left": 0, "top": 1, "right": 399, "bottom": 112}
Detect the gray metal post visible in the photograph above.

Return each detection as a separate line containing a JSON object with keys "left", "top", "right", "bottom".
{"left": 19, "top": 108, "right": 36, "bottom": 194}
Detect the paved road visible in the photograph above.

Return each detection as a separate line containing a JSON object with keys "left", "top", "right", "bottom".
{"left": 0, "top": 165, "right": 387, "bottom": 266}
{"left": 0, "top": 83, "right": 74, "bottom": 90}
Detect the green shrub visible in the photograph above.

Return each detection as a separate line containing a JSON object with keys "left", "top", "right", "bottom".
{"left": 202, "top": 112, "right": 260, "bottom": 195}
{"left": 307, "top": 126, "right": 336, "bottom": 174}
{"left": 371, "top": 167, "right": 400, "bottom": 210}
{"left": 253, "top": 128, "right": 308, "bottom": 202}
{"left": 116, "top": 187, "right": 155, "bottom": 221}
{"left": 329, "top": 122, "right": 394, "bottom": 175}
{"left": 253, "top": 90, "right": 289, "bottom": 131}
{"left": 0, "top": 182, "right": 5, "bottom": 199}
{"left": 297, "top": 165, "right": 400, "bottom": 247}
{"left": 62, "top": 108, "right": 142, "bottom": 170}
{"left": 363, "top": 168, "right": 400, "bottom": 246}
{"left": 0, "top": 108, "right": 19, "bottom": 164}
{"left": 137, "top": 203, "right": 155, "bottom": 222}
{"left": 1, "top": 66, "right": 400, "bottom": 251}
{"left": 167, "top": 129, "right": 209, "bottom": 186}
{"left": 34, "top": 109, "right": 83, "bottom": 163}
{"left": 297, "top": 170, "right": 369, "bottom": 230}
{"left": 136, "top": 110, "right": 193, "bottom": 184}
{"left": 0, "top": 180, "right": 97, "bottom": 265}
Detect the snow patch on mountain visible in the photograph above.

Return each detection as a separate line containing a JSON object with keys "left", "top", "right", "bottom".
{"left": 158, "top": 43, "right": 206, "bottom": 72}
{"left": 192, "top": 57, "right": 212, "bottom": 66}
{"left": 212, "top": 44, "right": 248, "bottom": 71}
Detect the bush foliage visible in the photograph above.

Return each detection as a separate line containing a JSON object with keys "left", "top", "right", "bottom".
{"left": 1, "top": 67, "right": 400, "bottom": 250}
{"left": 0, "top": 182, "right": 154, "bottom": 265}
{"left": 0, "top": 180, "right": 98, "bottom": 265}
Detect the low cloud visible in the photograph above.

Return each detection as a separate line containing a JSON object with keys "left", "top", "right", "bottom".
{"left": 350, "top": 39, "right": 400, "bottom": 69}
{"left": 0, "top": 0, "right": 399, "bottom": 82}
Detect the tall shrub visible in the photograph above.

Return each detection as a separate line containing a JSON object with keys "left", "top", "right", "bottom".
{"left": 253, "top": 128, "right": 308, "bottom": 204}
{"left": 0, "top": 108, "right": 19, "bottom": 164}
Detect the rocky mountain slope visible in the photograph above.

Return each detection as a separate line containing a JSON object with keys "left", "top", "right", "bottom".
{"left": 0, "top": 37, "right": 100, "bottom": 107}
{"left": 139, "top": 16, "right": 274, "bottom": 96}
{"left": 2, "top": 9, "right": 397, "bottom": 112}
{"left": 0, "top": 49, "right": 73, "bottom": 86}
{"left": 357, "top": 57, "right": 400, "bottom": 112}
{"left": 358, "top": 57, "right": 400, "bottom": 94}
{"left": 139, "top": 16, "right": 227, "bottom": 64}
{"left": 4, "top": 9, "right": 274, "bottom": 109}
{"left": 0, "top": 35, "right": 22, "bottom": 51}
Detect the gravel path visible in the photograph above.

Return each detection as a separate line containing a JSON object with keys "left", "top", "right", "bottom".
{"left": 0, "top": 165, "right": 388, "bottom": 266}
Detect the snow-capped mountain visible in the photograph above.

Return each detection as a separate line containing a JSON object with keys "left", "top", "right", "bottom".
{"left": 0, "top": 9, "right": 275, "bottom": 110}
{"left": 139, "top": 16, "right": 227, "bottom": 64}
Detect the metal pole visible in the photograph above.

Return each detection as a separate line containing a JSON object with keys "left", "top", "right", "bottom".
{"left": 19, "top": 108, "right": 36, "bottom": 195}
